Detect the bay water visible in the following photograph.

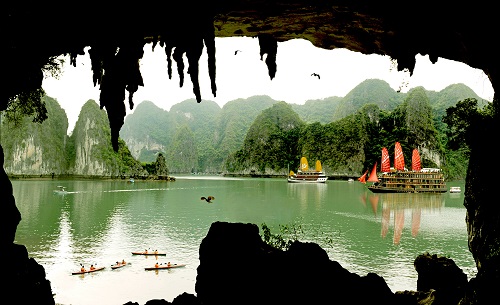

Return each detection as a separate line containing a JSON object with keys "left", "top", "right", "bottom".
{"left": 12, "top": 176, "right": 474, "bottom": 305}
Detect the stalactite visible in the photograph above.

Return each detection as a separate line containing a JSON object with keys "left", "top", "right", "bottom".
{"left": 97, "top": 40, "right": 144, "bottom": 151}
{"left": 172, "top": 46, "right": 186, "bottom": 87}
{"left": 203, "top": 19, "right": 217, "bottom": 97}
{"left": 186, "top": 38, "right": 204, "bottom": 103}
{"left": 258, "top": 34, "right": 278, "bottom": 80}
{"left": 163, "top": 39, "right": 175, "bottom": 80}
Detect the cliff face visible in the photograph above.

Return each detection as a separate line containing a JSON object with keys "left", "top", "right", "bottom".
{"left": 6, "top": 135, "right": 47, "bottom": 174}
{"left": 1, "top": 98, "right": 141, "bottom": 177}
{"left": 68, "top": 100, "right": 125, "bottom": 177}
{"left": 1, "top": 96, "right": 68, "bottom": 175}
{"left": 71, "top": 117, "right": 116, "bottom": 176}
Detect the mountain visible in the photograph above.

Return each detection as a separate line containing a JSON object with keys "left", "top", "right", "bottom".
{"left": 121, "top": 95, "right": 278, "bottom": 172}
{"left": 3, "top": 79, "right": 488, "bottom": 178}
{"left": 1, "top": 95, "right": 145, "bottom": 177}
{"left": 225, "top": 101, "right": 305, "bottom": 174}
{"left": 290, "top": 96, "right": 343, "bottom": 124}
{"left": 120, "top": 100, "right": 171, "bottom": 162}
{"left": 211, "top": 95, "right": 278, "bottom": 170}
{"left": 332, "top": 79, "right": 403, "bottom": 121}
{"left": 1, "top": 95, "right": 68, "bottom": 175}
{"left": 68, "top": 99, "right": 145, "bottom": 177}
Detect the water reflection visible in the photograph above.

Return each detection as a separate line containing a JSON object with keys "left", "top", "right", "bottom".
{"left": 362, "top": 192, "right": 445, "bottom": 245}
{"left": 286, "top": 183, "right": 328, "bottom": 210}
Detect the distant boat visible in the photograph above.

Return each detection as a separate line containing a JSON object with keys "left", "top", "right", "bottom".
{"left": 348, "top": 178, "right": 354, "bottom": 182}
{"left": 287, "top": 157, "right": 327, "bottom": 183}
{"left": 367, "top": 143, "right": 447, "bottom": 193}
{"left": 53, "top": 186, "right": 68, "bottom": 195}
{"left": 357, "top": 170, "right": 368, "bottom": 183}
{"left": 449, "top": 186, "right": 461, "bottom": 193}
{"left": 128, "top": 178, "right": 135, "bottom": 183}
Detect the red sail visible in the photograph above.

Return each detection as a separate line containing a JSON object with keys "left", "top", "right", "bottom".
{"left": 367, "top": 162, "right": 379, "bottom": 182}
{"left": 358, "top": 170, "right": 368, "bottom": 183}
{"left": 381, "top": 147, "right": 391, "bottom": 172}
{"left": 394, "top": 142, "right": 405, "bottom": 171}
{"left": 412, "top": 149, "right": 421, "bottom": 171}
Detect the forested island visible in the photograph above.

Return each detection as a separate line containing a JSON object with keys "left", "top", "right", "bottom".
{"left": 0, "top": 79, "right": 489, "bottom": 181}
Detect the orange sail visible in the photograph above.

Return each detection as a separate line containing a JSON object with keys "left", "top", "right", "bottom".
{"left": 411, "top": 149, "right": 421, "bottom": 171}
{"left": 358, "top": 170, "right": 368, "bottom": 183}
{"left": 394, "top": 142, "right": 405, "bottom": 171}
{"left": 381, "top": 147, "right": 391, "bottom": 172}
{"left": 367, "top": 162, "right": 379, "bottom": 183}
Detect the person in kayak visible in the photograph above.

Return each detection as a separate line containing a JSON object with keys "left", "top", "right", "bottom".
{"left": 90, "top": 264, "right": 96, "bottom": 271}
{"left": 80, "top": 265, "right": 85, "bottom": 272}
{"left": 155, "top": 262, "right": 159, "bottom": 268}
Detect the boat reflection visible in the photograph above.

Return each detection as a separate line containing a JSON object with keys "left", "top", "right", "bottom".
{"left": 365, "top": 192, "right": 445, "bottom": 245}
{"left": 287, "top": 182, "right": 328, "bottom": 210}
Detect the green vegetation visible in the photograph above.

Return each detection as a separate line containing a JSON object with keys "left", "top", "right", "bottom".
{"left": 260, "top": 222, "right": 304, "bottom": 251}
{"left": 260, "top": 220, "right": 337, "bottom": 252}
{"left": 1, "top": 79, "right": 486, "bottom": 180}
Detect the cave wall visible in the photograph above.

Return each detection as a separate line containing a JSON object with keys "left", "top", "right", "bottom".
{"left": 2, "top": 1, "right": 499, "bottom": 304}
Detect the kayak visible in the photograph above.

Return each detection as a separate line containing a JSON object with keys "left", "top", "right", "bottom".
{"left": 71, "top": 266, "right": 105, "bottom": 275}
{"left": 131, "top": 251, "right": 166, "bottom": 256}
{"left": 144, "top": 263, "right": 186, "bottom": 271}
{"left": 111, "top": 262, "right": 130, "bottom": 269}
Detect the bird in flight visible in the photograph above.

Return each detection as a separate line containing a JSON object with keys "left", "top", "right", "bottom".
{"left": 234, "top": 50, "right": 242, "bottom": 55}
{"left": 311, "top": 73, "right": 320, "bottom": 79}
{"left": 201, "top": 196, "right": 215, "bottom": 203}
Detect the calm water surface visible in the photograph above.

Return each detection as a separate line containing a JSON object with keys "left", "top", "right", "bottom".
{"left": 12, "top": 176, "right": 474, "bottom": 305}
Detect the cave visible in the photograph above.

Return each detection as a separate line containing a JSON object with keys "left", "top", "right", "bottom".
{"left": 2, "top": 1, "right": 499, "bottom": 304}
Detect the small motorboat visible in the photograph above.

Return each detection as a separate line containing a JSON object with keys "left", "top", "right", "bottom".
{"left": 449, "top": 186, "right": 461, "bottom": 193}
{"left": 53, "top": 186, "right": 68, "bottom": 195}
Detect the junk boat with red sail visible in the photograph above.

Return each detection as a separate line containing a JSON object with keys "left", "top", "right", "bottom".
{"left": 362, "top": 142, "right": 446, "bottom": 193}
{"left": 287, "top": 157, "right": 328, "bottom": 183}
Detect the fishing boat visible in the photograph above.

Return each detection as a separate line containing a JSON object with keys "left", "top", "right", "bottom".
{"left": 287, "top": 157, "right": 327, "bottom": 183}
{"left": 367, "top": 142, "right": 447, "bottom": 193}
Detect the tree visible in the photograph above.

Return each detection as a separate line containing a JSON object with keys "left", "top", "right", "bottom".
{"left": 4, "top": 88, "right": 48, "bottom": 126}
{"left": 154, "top": 153, "right": 168, "bottom": 176}
{"left": 442, "top": 98, "right": 484, "bottom": 154}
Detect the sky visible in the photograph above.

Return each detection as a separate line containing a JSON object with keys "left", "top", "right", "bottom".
{"left": 42, "top": 37, "right": 495, "bottom": 133}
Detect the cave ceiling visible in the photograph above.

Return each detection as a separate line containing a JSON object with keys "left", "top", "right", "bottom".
{"left": 4, "top": 1, "right": 498, "bottom": 150}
